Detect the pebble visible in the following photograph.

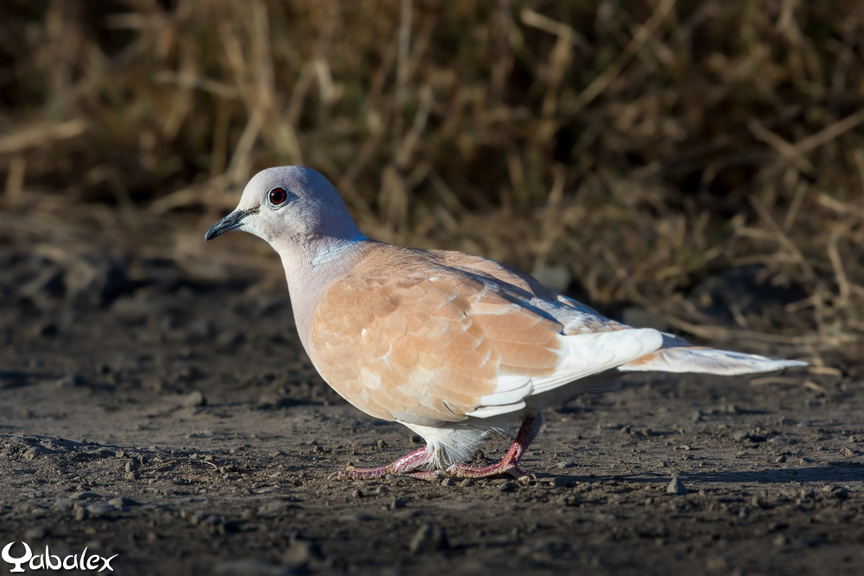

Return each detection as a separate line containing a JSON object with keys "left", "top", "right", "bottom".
{"left": 667, "top": 477, "right": 688, "bottom": 495}
{"left": 409, "top": 523, "right": 449, "bottom": 554}
{"left": 25, "top": 526, "right": 48, "bottom": 540}
{"left": 72, "top": 491, "right": 101, "bottom": 501}
{"left": 182, "top": 391, "right": 207, "bottom": 407}
{"left": 459, "top": 479, "right": 475, "bottom": 487}
{"left": 773, "top": 534, "right": 789, "bottom": 547}
{"left": 86, "top": 502, "right": 117, "bottom": 518}
{"left": 108, "top": 497, "right": 136, "bottom": 510}
{"left": 822, "top": 485, "right": 849, "bottom": 499}
{"left": 283, "top": 540, "right": 317, "bottom": 570}
{"left": 557, "top": 460, "right": 576, "bottom": 469}
{"left": 75, "top": 502, "right": 116, "bottom": 520}
{"left": 56, "top": 374, "right": 84, "bottom": 388}
{"left": 441, "top": 477, "right": 455, "bottom": 487}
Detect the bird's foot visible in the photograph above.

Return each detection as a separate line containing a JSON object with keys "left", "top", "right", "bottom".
{"left": 329, "top": 447, "right": 437, "bottom": 480}
{"left": 444, "top": 461, "right": 528, "bottom": 479}
{"left": 443, "top": 413, "right": 544, "bottom": 480}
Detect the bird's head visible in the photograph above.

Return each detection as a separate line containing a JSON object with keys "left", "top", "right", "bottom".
{"left": 205, "top": 166, "right": 361, "bottom": 249}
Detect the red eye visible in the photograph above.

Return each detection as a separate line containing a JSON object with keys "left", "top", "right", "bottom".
{"left": 268, "top": 187, "right": 289, "bottom": 205}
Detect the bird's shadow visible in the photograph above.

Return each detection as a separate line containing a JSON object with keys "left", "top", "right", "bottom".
{"left": 545, "top": 462, "right": 863, "bottom": 486}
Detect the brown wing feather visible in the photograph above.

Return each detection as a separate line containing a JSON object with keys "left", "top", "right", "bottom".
{"left": 306, "top": 247, "right": 566, "bottom": 426}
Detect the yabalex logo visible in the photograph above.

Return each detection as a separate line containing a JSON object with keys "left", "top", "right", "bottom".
{"left": 2, "top": 541, "right": 118, "bottom": 573}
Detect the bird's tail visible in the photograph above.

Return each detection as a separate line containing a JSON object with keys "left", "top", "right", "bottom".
{"left": 618, "top": 345, "right": 807, "bottom": 376}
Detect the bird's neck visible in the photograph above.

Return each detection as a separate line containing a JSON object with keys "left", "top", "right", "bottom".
{"left": 278, "top": 234, "right": 370, "bottom": 352}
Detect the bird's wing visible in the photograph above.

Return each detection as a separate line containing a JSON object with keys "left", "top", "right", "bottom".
{"left": 307, "top": 249, "right": 663, "bottom": 425}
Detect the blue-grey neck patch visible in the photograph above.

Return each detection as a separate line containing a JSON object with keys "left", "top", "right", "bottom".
{"left": 310, "top": 234, "right": 368, "bottom": 268}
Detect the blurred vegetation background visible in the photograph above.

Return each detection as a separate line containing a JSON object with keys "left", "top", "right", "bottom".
{"left": 0, "top": 0, "right": 862, "bottom": 361}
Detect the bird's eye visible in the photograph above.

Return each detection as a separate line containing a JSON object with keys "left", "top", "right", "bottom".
{"left": 268, "top": 187, "right": 289, "bottom": 206}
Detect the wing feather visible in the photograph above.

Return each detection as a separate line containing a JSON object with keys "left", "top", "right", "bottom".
{"left": 307, "top": 246, "right": 663, "bottom": 425}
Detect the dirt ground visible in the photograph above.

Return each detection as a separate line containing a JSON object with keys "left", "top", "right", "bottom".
{"left": 1, "top": 240, "right": 862, "bottom": 576}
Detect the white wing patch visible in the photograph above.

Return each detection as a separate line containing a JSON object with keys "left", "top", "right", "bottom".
{"left": 465, "top": 328, "right": 663, "bottom": 419}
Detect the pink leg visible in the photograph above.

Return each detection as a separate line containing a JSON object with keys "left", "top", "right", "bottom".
{"left": 329, "top": 447, "right": 440, "bottom": 480}
{"left": 445, "top": 413, "right": 544, "bottom": 479}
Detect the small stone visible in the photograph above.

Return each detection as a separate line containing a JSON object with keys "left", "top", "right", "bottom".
{"left": 201, "top": 514, "right": 222, "bottom": 526}
{"left": 822, "top": 485, "right": 849, "bottom": 499}
{"left": 85, "top": 502, "right": 117, "bottom": 519}
{"left": 25, "top": 526, "right": 48, "bottom": 540}
{"left": 283, "top": 540, "right": 317, "bottom": 569}
{"left": 56, "top": 374, "right": 84, "bottom": 388}
{"left": 459, "top": 479, "right": 476, "bottom": 487}
{"left": 552, "top": 476, "right": 573, "bottom": 488}
{"left": 441, "top": 478, "right": 455, "bottom": 487}
{"left": 108, "top": 497, "right": 136, "bottom": 510}
{"left": 500, "top": 481, "right": 518, "bottom": 492}
{"left": 557, "top": 460, "right": 576, "bottom": 469}
{"left": 182, "top": 391, "right": 206, "bottom": 407}
{"left": 389, "top": 497, "right": 405, "bottom": 510}
{"left": 409, "top": 523, "right": 449, "bottom": 554}
{"left": 773, "top": 534, "right": 789, "bottom": 547}
{"left": 667, "top": 477, "right": 688, "bottom": 495}
{"left": 125, "top": 460, "right": 140, "bottom": 472}
{"left": 72, "top": 491, "right": 100, "bottom": 501}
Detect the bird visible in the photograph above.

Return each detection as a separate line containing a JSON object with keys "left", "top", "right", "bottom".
{"left": 205, "top": 166, "right": 807, "bottom": 480}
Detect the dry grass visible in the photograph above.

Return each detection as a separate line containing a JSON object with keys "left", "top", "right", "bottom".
{"left": 1, "top": 0, "right": 862, "bottom": 359}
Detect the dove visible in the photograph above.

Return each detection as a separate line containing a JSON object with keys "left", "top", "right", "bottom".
{"left": 205, "top": 166, "right": 807, "bottom": 479}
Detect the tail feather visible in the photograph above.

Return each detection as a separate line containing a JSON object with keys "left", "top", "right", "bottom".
{"left": 618, "top": 346, "right": 807, "bottom": 376}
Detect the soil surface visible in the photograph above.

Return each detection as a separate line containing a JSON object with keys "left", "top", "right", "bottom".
{"left": 1, "top": 242, "right": 862, "bottom": 576}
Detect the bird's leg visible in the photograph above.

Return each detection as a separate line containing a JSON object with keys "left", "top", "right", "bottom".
{"left": 445, "top": 413, "right": 544, "bottom": 479}
{"left": 330, "top": 447, "right": 440, "bottom": 480}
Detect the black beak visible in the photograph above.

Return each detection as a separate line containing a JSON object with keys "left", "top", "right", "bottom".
{"left": 204, "top": 209, "right": 255, "bottom": 241}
